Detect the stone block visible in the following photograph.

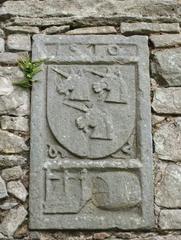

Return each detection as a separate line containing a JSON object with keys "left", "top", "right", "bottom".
{"left": 0, "top": 176, "right": 8, "bottom": 199}
{"left": 0, "top": 52, "right": 28, "bottom": 65}
{"left": 0, "top": 116, "right": 29, "bottom": 132}
{"left": 150, "top": 34, "right": 181, "bottom": 48}
{"left": 2, "top": 166, "right": 23, "bottom": 181}
{"left": 5, "top": 25, "right": 39, "bottom": 34}
{"left": 29, "top": 35, "right": 153, "bottom": 230}
{"left": 152, "top": 88, "right": 181, "bottom": 114}
{"left": 0, "top": 155, "right": 27, "bottom": 168}
{"left": 0, "top": 67, "right": 30, "bottom": 116}
{"left": 42, "top": 25, "right": 70, "bottom": 34}
{"left": 0, "top": 29, "right": 4, "bottom": 38}
{"left": 0, "top": 130, "right": 28, "bottom": 154}
{"left": 66, "top": 26, "right": 117, "bottom": 34}
{"left": 0, "top": 205, "right": 27, "bottom": 237}
{"left": 121, "top": 22, "right": 180, "bottom": 34}
{"left": 154, "top": 118, "right": 181, "bottom": 161}
{"left": 159, "top": 210, "right": 181, "bottom": 230}
{"left": 7, "top": 180, "right": 28, "bottom": 202}
{"left": 7, "top": 34, "right": 31, "bottom": 51}
{"left": 152, "top": 48, "right": 181, "bottom": 86}
{"left": 0, "top": 38, "right": 5, "bottom": 52}
{"left": 156, "top": 164, "right": 181, "bottom": 207}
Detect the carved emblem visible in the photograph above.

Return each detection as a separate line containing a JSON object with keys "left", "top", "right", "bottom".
{"left": 47, "top": 65, "right": 136, "bottom": 158}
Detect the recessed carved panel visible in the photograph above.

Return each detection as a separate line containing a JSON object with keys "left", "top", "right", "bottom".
{"left": 30, "top": 35, "right": 153, "bottom": 230}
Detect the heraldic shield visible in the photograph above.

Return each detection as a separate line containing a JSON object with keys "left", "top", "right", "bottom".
{"left": 47, "top": 64, "right": 136, "bottom": 159}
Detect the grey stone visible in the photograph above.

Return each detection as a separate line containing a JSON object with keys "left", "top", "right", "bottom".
{"left": 7, "top": 34, "right": 31, "bottom": 51}
{"left": 42, "top": 25, "right": 70, "bottom": 34}
{"left": 4, "top": 25, "right": 39, "bottom": 34}
{"left": 30, "top": 35, "right": 153, "bottom": 230}
{"left": 0, "top": 233, "right": 7, "bottom": 239}
{"left": 1, "top": 0, "right": 179, "bottom": 18}
{"left": 152, "top": 48, "right": 181, "bottom": 86}
{"left": 0, "top": 116, "right": 29, "bottom": 132}
{"left": 7, "top": 180, "right": 28, "bottom": 202}
{"left": 154, "top": 118, "right": 181, "bottom": 161}
{"left": 0, "top": 70, "right": 30, "bottom": 116}
{"left": 151, "top": 115, "right": 165, "bottom": 126}
{"left": 9, "top": 16, "right": 74, "bottom": 27}
{"left": 152, "top": 88, "right": 181, "bottom": 114}
{"left": 159, "top": 210, "right": 181, "bottom": 229}
{"left": 0, "top": 130, "right": 28, "bottom": 154}
{"left": 0, "top": 199, "right": 18, "bottom": 210}
{"left": 0, "top": 38, "right": 5, "bottom": 53}
{"left": 0, "top": 176, "right": 8, "bottom": 199}
{"left": 0, "top": 205, "right": 27, "bottom": 237}
{"left": 9, "top": 15, "right": 179, "bottom": 28}
{"left": 156, "top": 164, "right": 181, "bottom": 208}
{"left": 66, "top": 26, "right": 117, "bottom": 34}
{"left": 150, "top": 34, "right": 181, "bottom": 48}
{"left": 0, "top": 52, "right": 28, "bottom": 65}
{"left": 121, "top": 22, "right": 180, "bottom": 34}
{"left": 0, "top": 155, "right": 27, "bottom": 168}
{"left": 0, "top": 29, "right": 4, "bottom": 38}
{"left": 2, "top": 166, "right": 23, "bottom": 181}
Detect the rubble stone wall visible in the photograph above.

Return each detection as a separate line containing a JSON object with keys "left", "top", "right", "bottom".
{"left": 0, "top": 0, "right": 181, "bottom": 239}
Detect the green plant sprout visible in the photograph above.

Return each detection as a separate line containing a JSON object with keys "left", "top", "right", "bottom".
{"left": 13, "top": 56, "right": 44, "bottom": 88}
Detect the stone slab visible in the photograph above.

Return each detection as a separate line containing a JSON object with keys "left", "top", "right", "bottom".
{"left": 152, "top": 48, "right": 181, "bottom": 86}
{"left": 152, "top": 88, "right": 181, "bottom": 114}
{"left": 154, "top": 118, "right": 181, "bottom": 161}
{"left": 150, "top": 34, "right": 181, "bottom": 48}
{"left": 121, "top": 22, "right": 180, "bottom": 34}
{"left": 159, "top": 210, "right": 181, "bottom": 230}
{"left": 30, "top": 35, "right": 153, "bottom": 230}
{"left": 155, "top": 164, "right": 181, "bottom": 207}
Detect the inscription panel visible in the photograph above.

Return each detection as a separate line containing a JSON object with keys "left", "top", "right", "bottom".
{"left": 30, "top": 35, "right": 153, "bottom": 229}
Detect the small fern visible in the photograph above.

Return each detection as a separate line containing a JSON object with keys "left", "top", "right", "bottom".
{"left": 13, "top": 56, "right": 44, "bottom": 89}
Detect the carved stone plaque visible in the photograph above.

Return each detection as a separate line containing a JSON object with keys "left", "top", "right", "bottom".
{"left": 30, "top": 35, "right": 154, "bottom": 230}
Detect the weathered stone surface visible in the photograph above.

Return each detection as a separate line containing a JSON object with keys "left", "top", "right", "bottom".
{"left": 0, "top": 130, "right": 28, "bottom": 154}
{"left": 93, "top": 232, "right": 111, "bottom": 240}
{"left": 4, "top": 25, "right": 39, "bottom": 34}
{"left": 0, "top": 176, "right": 8, "bottom": 199}
{"left": 0, "top": 155, "right": 27, "bottom": 168}
{"left": 151, "top": 115, "right": 165, "bottom": 126}
{"left": 0, "top": 52, "right": 28, "bottom": 65}
{"left": 154, "top": 118, "right": 181, "bottom": 161}
{"left": 7, "top": 34, "right": 31, "bottom": 51}
{"left": 0, "top": 38, "right": 5, "bottom": 53}
{"left": 152, "top": 48, "right": 181, "bottom": 86}
{"left": 156, "top": 164, "right": 181, "bottom": 207}
{"left": 152, "top": 88, "right": 181, "bottom": 114}
{"left": 121, "top": 22, "right": 180, "bottom": 34}
{"left": 42, "top": 25, "right": 70, "bottom": 34}
{"left": 2, "top": 166, "right": 23, "bottom": 181}
{"left": 14, "top": 223, "right": 28, "bottom": 239}
{"left": 0, "top": 68, "right": 30, "bottom": 115}
{"left": 0, "top": 199, "right": 18, "bottom": 210}
{"left": 7, "top": 180, "right": 28, "bottom": 202}
{"left": 159, "top": 210, "right": 181, "bottom": 229}
{"left": 0, "top": 205, "right": 27, "bottom": 237}
{"left": 1, "top": 0, "right": 179, "bottom": 18}
{"left": 9, "top": 16, "right": 74, "bottom": 27}
{"left": 66, "top": 26, "right": 117, "bottom": 34}
{"left": 0, "top": 116, "right": 29, "bottom": 132}
{"left": 30, "top": 35, "right": 153, "bottom": 230}
{"left": 0, "top": 29, "right": 4, "bottom": 38}
{"left": 150, "top": 34, "right": 181, "bottom": 48}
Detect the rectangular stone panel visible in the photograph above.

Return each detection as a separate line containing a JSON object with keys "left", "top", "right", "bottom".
{"left": 30, "top": 35, "right": 153, "bottom": 230}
